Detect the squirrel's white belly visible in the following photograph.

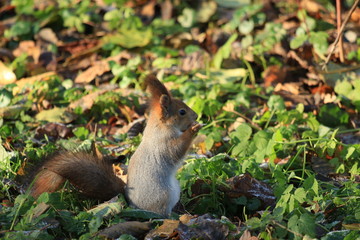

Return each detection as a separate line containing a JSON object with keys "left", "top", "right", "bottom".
{"left": 167, "top": 172, "right": 180, "bottom": 213}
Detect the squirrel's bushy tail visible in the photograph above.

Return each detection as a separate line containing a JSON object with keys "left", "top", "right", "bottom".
{"left": 30, "top": 152, "right": 125, "bottom": 200}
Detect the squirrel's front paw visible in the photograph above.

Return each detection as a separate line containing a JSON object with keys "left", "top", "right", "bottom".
{"left": 191, "top": 122, "right": 203, "bottom": 133}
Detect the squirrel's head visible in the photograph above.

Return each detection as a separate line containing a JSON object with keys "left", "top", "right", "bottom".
{"left": 145, "top": 75, "right": 198, "bottom": 132}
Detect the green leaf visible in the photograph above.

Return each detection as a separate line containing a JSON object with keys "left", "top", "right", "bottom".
{"left": 334, "top": 79, "right": 353, "bottom": 96}
{"left": 293, "top": 188, "right": 306, "bottom": 203}
{"left": 290, "top": 34, "right": 308, "bottom": 49}
{"left": 35, "top": 107, "right": 77, "bottom": 123}
{"left": 102, "top": 26, "right": 153, "bottom": 49}
{"left": 318, "top": 104, "right": 349, "bottom": 127}
{"left": 239, "top": 20, "right": 254, "bottom": 34}
{"left": 214, "top": 0, "right": 251, "bottom": 8}
{"left": 5, "top": 21, "right": 32, "bottom": 38}
{"left": 309, "top": 31, "right": 329, "bottom": 55}
{"left": 177, "top": 8, "right": 195, "bottom": 28}
{"left": 267, "top": 95, "right": 285, "bottom": 111}
{"left": 299, "top": 213, "right": 316, "bottom": 237}
{"left": 0, "top": 89, "right": 12, "bottom": 108}
{"left": 119, "top": 208, "right": 163, "bottom": 219}
{"left": 119, "top": 235, "right": 138, "bottom": 240}
{"left": 230, "top": 123, "right": 252, "bottom": 156}
{"left": 211, "top": 34, "right": 238, "bottom": 69}
{"left": 12, "top": 0, "right": 34, "bottom": 14}
{"left": 73, "top": 127, "right": 89, "bottom": 140}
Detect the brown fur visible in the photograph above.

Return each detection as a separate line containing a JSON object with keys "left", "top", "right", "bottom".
{"left": 30, "top": 152, "right": 125, "bottom": 200}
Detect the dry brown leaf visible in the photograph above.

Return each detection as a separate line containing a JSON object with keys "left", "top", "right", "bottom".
{"left": 239, "top": 230, "right": 258, "bottom": 240}
{"left": 180, "top": 50, "right": 208, "bottom": 71}
{"left": 98, "top": 221, "right": 151, "bottom": 239}
{"left": 179, "top": 214, "right": 195, "bottom": 224}
{"left": 350, "top": 7, "right": 360, "bottom": 23}
{"left": 140, "top": 0, "right": 156, "bottom": 18}
{"left": 13, "top": 71, "right": 57, "bottom": 94}
{"left": 263, "top": 65, "right": 287, "bottom": 87}
{"left": 0, "top": 104, "right": 27, "bottom": 118}
{"left": 274, "top": 83, "right": 300, "bottom": 95}
{"left": 113, "top": 164, "right": 127, "bottom": 184}
{"left": 31, "top": 202, "right": 50, "bottom": 219}
{"left": 228, "top": 117, "right": 246, "bottom": 132}
{"left": 145, "top": 219, "right": 179, "bottom": 239}
{"left": 74, "top": 61, "right": 109, "bottom": 83}
{"left": 161, "top": 0, "right": 172, "bottom": 20}
{"left": 300, "top": 0, "right": 326, "bottom": 14}
{"left": 74, "top": 51, "right": 131, "bottom": 83}
{"left": 68, "top": 89, "right": 108, "bottom": 111}
{"left": 0, "top": 61, "right": 16, "bottom": 84}
{"left": 176, "top": 214, "right": 230, "bottom": 240}
{"left": 221, "top": 173, "right": 276, "bottom": 208}
{"left": 13, "top": 41, "right": 41, "bottom": 63}
{"left": 35, "top": 122, "right": 73, "bottom": 140}
{"left": 37, "top": 28, "right": 59, "bottom": 44}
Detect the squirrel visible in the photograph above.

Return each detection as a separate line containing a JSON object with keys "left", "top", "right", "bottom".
{"left": 29, "top": 75, "right": 202, "bottom": 216}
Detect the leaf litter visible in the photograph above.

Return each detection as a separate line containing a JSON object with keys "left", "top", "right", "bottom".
{"left": 0, "top": 0, "right": 360, "bottom": 239}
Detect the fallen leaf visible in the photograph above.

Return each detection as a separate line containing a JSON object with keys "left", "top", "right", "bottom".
{"left": 74, "top": 52, "right": 131, "bottom": 83}
{"left": 239, "top": 230, "right": 258, "bottom": 240}
{"left": 342, "top": 223, "right": 360, "bottom": 231}
{"left": 102, "top": 26, "right": 153, "bottom": 49}
{"left": 300, "top": 0, "right": 325, "bottom": 14}
{"left": 31, "top": 202, "right": 50, "bottom": 219}
{"left": 12, "top": 71, "right": 57, "bottom": 95}
{"left": 35, "top": 107, "right": 77, "bottom": 123}
{"left": 0, "top": 104, "right": 27, "bottom": 118}
{"left": 197, "top": 0, "right": 217, "bottom": 23}
{"left": 274, "top": 83, "right": 300, "bottom": 95}
{"left": 179, "top": 214, "right": 195, "bottom": 224}
{"left": 176, "top": 214, "right": 230, "bottom": 240}
{"left": 74, "top": 61, "right": 109, "bottom": 84}
{"left": 113, "top": 163, "right": 127, "bottom": 184}
{"left": 0, "top": 61, "right": 16, "bottom": 84}
{"left": 180, "top": 50, "right": 208, "bottom": 71}
{"left": 165, "top": 32, "right": 193, "bottom": 49}
{"left": 140, "top": 0, "right": 156, "bottom": 19}
{"left": 263, "top": 65, "right": 287, "bottom": 87}
{"left": 37, "top": 28, "right": 59, "bottom": 44}
{"left": 35, "top": 122, "right": 74, "bottom": 140}
{"left": 13, "top": 41, "right": 41, "bottom": 63}
{"left": 68, "top": 89, "right": 108, "bottom": 110}
{"left": 161, "top": 0, "right": 172, "bottom": 20}
{"left": 97, "top": 221, "right": 151, "bottom": 239}
{"left": 87, "top": 201, "right": 126, "bottom": 219}
{"left": 220, "top": 173, "right": 276, "bottom": 207}
{"left": 145, "top": 219, "right": 179, "bottom": 239}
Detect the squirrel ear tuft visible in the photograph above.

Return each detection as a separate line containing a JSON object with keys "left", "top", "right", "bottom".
{"left": 145, "top": 74, "right": 171, "bottom": 102}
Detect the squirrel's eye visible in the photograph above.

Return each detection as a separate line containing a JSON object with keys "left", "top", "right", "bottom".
{"left": 179, "top": 109, "right": 187, "bottom": 116}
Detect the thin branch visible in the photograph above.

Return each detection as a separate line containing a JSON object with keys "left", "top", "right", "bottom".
{"left": 228, "top": 110, "right": 262, "bottom": 131}
{"left": 336, "top": 0, "right": 344, "bottom": 63}
{"left": 322, "top": 0, "right": 360, "bottom": 70}
{"left": 271, "top": 220, "right": 304, "bottom": 238}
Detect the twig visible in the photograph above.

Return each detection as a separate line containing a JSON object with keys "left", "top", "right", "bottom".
{"left": 271, "top": 220, "right": 304, "bottom": 238}
{"left": 322, "top": 0, "right": 360, "bottom": 70}
{"left": 228, "top": 110, "right": 262, "bottom": 131}
{"left": 317, "top": 63, "right": 360, "bottom": 74}
{"left": 336, "top": 0, "right": 344, "bottom": 63}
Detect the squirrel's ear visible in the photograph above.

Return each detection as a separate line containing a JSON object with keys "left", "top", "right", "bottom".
{"left": 159, "top": 94, "right": 170, "bottom": 119}
{"left": 145, "top": 74, "right": 171, "bottom": 101}
{"left": 145, "top": 74, "right": 172, "bottom": 118}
